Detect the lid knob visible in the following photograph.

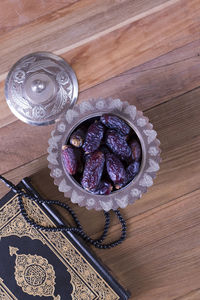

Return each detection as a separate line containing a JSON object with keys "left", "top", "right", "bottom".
{"left": 31, "top": 79, "right": 46, "bottom": 93}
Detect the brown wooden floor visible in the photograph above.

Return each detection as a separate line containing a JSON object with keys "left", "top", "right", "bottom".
{"left": 0, "top": 1, "right": 200, "bottom": 299}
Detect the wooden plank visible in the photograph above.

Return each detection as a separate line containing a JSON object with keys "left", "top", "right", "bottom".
{"left": 29, "top": 134, "right": 200, "bottom": 234}
{"left": 0, "top": 79, "right": 199, "bottom": 174}
{"left": 63, "top": 0, "right": 200, "bottom": 91}
{"left": 2, "top": 138, "right": 199, "bottom": 231}
{"left": 1, "top": 7, "right": 200, "bottom": 128}
{"left": 1, "top": 168, "right": 199, "bottom": 299}
{"left": 0, "top": 82, "right": 17, "bottom": 127}
{"left": 0, "top": 121, "right": 54, "bottom": 173}
{"left": 0, "top": 0, "right": 172, "bottom": 80}
{"left": 1, "top": 38, "right": 200, "bottom": 129}
{"left": 0, "top": 0, "right": 77, "bottom": 34}
{"left": 92, "top": 190, "right": 200, "bottom": 299}
{"left": 79, "top": 39, "right": 200, "bottom": 108}
{"left": 0, "top": 1, "right": 199, "bottom": 298}
{"left": 176, "top": 289, "right": 200, "bottom": 300}
{"left": 0, "top": 155, "right": 48, "bottom": 197}
{"left": 0, "top": 88, "right": 199, "bottom": 235}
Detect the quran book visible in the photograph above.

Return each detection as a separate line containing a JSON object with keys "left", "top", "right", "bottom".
{"left": 0, "top": 178, "right": 130, "bottom": 299}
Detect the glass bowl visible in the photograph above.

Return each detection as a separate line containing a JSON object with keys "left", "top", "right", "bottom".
{"left": 47, "top": 98, "right": 161, "bottom": 211}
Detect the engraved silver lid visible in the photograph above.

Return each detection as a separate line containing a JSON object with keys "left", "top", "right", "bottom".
{"left": 5, "top": 52, "right": 78, "bottom": 126}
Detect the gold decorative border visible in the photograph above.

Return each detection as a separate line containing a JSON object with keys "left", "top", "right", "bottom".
{"left": 0, "top": 277, "right": 18, "bottom": 300}
{"left": 0, "top": 196, "right": 19, "bottom": 228}
{"left": 0, "top": 195, "right": 119, "bottom": 299}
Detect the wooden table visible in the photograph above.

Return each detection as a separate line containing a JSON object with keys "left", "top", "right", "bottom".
{"left": 0, "top": 1, "right": 200, "bottom": 299}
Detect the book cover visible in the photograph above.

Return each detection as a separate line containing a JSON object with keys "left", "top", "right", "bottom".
{"left": 0, "top": 179, "right": 130, "bottom": 299}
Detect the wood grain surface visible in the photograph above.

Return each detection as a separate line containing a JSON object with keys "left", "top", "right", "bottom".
{"left": 0, "top": 1, "right": 200, "bottom": 299}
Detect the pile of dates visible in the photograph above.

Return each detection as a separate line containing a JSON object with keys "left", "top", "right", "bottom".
{"left": 62, "top": 114, "right": 142, "bottom": 195}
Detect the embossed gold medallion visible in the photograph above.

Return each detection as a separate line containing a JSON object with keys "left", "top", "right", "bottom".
{"left": 9, "top": 246, "right": 60, "bottom": 299}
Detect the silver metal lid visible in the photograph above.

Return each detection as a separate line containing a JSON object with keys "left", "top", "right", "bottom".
{"left": 5, "top": 52, "right": 78, "bottom": 126}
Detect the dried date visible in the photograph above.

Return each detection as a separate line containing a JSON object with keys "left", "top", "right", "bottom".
{"left": 130, "top": 139, "right": 141, "bottom": 161}
{"left": 115, "top": 161, "right": 140, "bottom": 189}
{"left": 92, "top": 181, "right": 113, "bottom": 195}
{"left": 100, "top": 114, "right": 130, "bottom": 135}
{"left": 84, "top": 152, "right": 92, "bottom": 163}
{"left": 62, "top": 145, "right": 78, "bottom": 175}
{"left": 70, "top": 128, "right": 85, "bottom": 148}
{"left": 106, "top": 130, "right": 131, "bottom": 159}
{"left": 106, "top": 153, "right": 126, "bottom": 185}
{"left": 126, "top": 161, "right": 140, "bottom": 183}
{"left": 75, "top": 148, "right": 84, "bottom": 173}
{"left": 81, "top": 151, "right": 105, "bottom": 191}
{"left": 64, "top": 114, "right": 142, "bottom": 195}
{"left": 82, "top": 121, "right": 104, "bottom": 153}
